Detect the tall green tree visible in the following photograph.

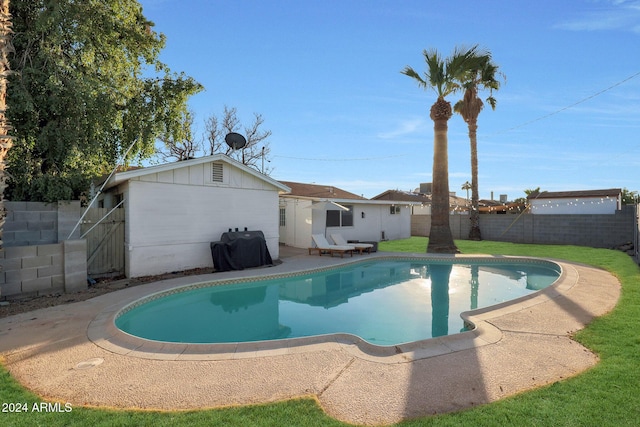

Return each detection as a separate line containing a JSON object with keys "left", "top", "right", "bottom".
{"left": 461, "top": 180, "right": 471, "bottom": 201}
{"left": 621, "top": 188, "right": 639, "bottom": 205}
{"left": 0, "top": 0, "right": 13, "bottom": 292}
{"left": 155, "top": 110, "right": 201, "bottom": 162}
{"left": 402, "top": 45, "right": 489, "bottom": 253}
{"left": 454, "top": 54, "right": 503, "bottom": 241}
{"left": 5, "top": 0, "right": 202, "bottom": 202}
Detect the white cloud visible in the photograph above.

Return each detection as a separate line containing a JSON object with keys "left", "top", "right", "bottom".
{"left": 554, "top": 0, "right": 640, "bottom": 32}
{"left": 377, "top": 118, "right": 427, "bottom": 139}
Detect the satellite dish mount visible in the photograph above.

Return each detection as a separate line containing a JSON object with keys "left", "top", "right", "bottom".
{"left": 225, "top": 132, "right": 247, "bottom": 150}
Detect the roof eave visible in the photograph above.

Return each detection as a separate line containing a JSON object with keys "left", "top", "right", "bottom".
{"left": 279, "top": 194, "right": 421, "bottom": 205}
{"left": 102, "top": 154, "right": 290, "bottom": 192}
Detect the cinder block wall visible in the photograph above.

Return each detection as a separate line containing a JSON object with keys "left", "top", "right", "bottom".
{"left": 0, "top": 240, "right": 87, "bottom": 299}
{"left": 410, "top": 215, "right": 430, "bottom": 237}
{"left": 1, "top": 201, "right": 87, "bottom": 299}
{"left": 478, "top": 207, "right": 635, "bottom": 247}
{"left": 3, "top": 201, "right": 82, "bottom": 246}
{"left": 412, "top": 205, "right": 636, "bottom": 249}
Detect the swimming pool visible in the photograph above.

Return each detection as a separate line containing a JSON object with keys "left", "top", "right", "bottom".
{"left": 115, "top": 257, "right": 561, "bottom": 347}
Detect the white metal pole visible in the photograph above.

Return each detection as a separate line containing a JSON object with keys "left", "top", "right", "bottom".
{"left": 67, "top": 139, "right": 137, "bottom": 240}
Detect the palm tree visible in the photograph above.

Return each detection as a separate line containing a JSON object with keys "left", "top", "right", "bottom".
{"left": 461, "top": 181, "right": 472, "bottom": 201}
{"left": 402, "top": 45, "right": 489, "bottom": 253}
{"left": 0, "top": 0, "right": 12, "bottom": 261}
{"left": 454, "top": 54, "right": 503, "bottom": 241}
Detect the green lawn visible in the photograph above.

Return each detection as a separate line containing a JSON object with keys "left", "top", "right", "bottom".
{"left": 2, "top": 237, "right": 639, "bottom": 426}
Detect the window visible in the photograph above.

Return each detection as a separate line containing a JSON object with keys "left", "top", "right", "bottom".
{"left": 342, "top": 206, "right": 354, "bottom": 226}
{"left": 326, "top": 205, "right": 353, "bottom": 227}
{"left": 326, "top": 210, "right": 340, "bottom": 227}
{"left": 390, "top": 205, "right": 400, "bottom": 214}
{"left": 211, "top": 162, "right": 223, "bottom": 182}
{"left": 279, "top": 208, "right": 286, "bottom": 226}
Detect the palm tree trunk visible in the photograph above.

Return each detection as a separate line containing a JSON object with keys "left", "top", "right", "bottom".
{"left": 428, "top": 102, "right": 458, "bottom": 253}
{"left": 468, "top": 120, "right": 482, "bottom": 240}
{"left": 0, "top": 0, "right": 13, "bottom": 260}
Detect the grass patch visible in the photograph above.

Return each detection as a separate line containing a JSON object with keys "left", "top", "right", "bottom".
{"left": 2, "top": 237, "right": 639, "bottom": 426}
{"left": 381, "top": 237, "right": 640, "bottom": 426}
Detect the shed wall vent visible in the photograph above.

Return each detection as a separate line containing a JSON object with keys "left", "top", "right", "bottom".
{"left": 211, "top": 162, "right": 223, "bottom": 182}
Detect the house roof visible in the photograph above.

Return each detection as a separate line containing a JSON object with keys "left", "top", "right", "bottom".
{"left": 449, "top": 194, "right": 470, "bottom": 209}
{"left": 528, "top": 188, "right": 621, "bottom": 200}
{"left": 372, "top": 189, "right": 430, "bottom": 203}
{"left": 373, "top": 189, "right": 470, "bottom": 210}
{"left": 278, "top": 181, "right": 367, "bottom": 200}
{"left": 478, "top": 202, "right": 527, "bottom": 213}
{"left": 278, "top": 181, "right": 421, "bottom": 206}
{"left": 103, "top": 154, "right": 290, "bottom": 192}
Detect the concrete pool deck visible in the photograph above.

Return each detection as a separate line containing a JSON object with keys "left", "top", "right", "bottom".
{"left": 0, "top": 248, "right": 621, "bottom": 425}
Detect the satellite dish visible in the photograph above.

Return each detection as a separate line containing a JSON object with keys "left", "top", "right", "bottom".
{"left": 225, "top": 132, "right": 247, "bottom": 150}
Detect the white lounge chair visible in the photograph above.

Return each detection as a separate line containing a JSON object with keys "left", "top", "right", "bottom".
{"left": 309, "top": 234, "right": 354, "bottom": 258}
{"left": 330, "top": 234, "right": 373, "bottom": 254}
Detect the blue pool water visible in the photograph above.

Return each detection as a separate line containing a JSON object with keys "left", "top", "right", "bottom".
{"left": 115, "top": 258, "right": 560, "bottom": 346}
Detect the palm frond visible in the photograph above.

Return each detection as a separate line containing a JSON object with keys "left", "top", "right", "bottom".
{"left": 401, "top": 66, "right": 427, "bottom": 88}
{"left": 423, "top": 49, "right": 446, "bottom": 96}
{"left": 453, "top": 47, "right": 505, "bottom": 113}
{"left": 453, "top": 99, "right": 463, "bottom": 114}
{"left": 449, "top": 45, "right": 485, "bottom": 76}
{"left": 485, "top": 96, "right": 497, "bottom": 110}
{"left": 403, "top": 45, "right": 502, "bottom": 102}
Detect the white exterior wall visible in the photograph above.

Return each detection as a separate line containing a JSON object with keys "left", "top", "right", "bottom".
{"left": 279, "top": 198, "right": 412, "bottom": 248}
{"left": 279, "top": 197, "right": 313, "bottom": 248}
{"left": 530, "top": 196, "right": 620, "bottom": 215}
{"left": 379, "top": 203, "right": 412, "bottom": 241}
{"left": 123, "top": 161, "right": 281, "bottom": 277}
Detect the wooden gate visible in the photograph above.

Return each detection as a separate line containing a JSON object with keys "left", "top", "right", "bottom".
{"left": 81, "top": 207, "right": 125, "bottom": 277}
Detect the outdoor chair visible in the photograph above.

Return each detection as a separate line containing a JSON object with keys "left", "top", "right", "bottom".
{"left": 309, "top": 234, "right": 354, "bottom": 258}
{"left": 330, "top": 233, "right": 373, "bottom": 254}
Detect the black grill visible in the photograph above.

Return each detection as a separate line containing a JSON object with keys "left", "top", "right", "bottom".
{"left": 211, "top": 230, "right": 273, "bottom": 272}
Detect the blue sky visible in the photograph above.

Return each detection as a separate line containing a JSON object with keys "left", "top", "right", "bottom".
{"left": 138, "top": 0, "right": 639, "bottom": 200}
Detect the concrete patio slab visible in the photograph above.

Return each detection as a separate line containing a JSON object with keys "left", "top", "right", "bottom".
{"left": 0, "top": 250, "right": 621, "bottom": 425}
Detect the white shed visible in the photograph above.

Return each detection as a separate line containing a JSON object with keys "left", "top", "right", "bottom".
{"left": 528, "top": 189, "right": 622, "bottom": 215}
{"left": 101, "top": 155, "right": 290, "bottom": 277}
{"left": 278, "top": 181, "right": 416, "bottom": 249}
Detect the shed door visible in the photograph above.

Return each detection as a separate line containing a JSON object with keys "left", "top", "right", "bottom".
{"left": 81, "top": 207, "right": 125, "bottom": 278}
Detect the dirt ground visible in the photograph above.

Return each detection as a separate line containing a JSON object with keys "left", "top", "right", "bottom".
{"left": 0, "top": 267, "right": 216, "bottom": 319}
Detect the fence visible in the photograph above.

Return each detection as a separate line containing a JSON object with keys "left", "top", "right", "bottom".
{"left": 81, "top": 207, "right": 125, "bottom": 277}
{"left": 411, "top": 205, "right": 636, "bottom": 249}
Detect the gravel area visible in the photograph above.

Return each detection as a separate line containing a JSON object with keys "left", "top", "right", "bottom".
{"left": 0, "top": 268, "right": 216, "bottom": 319}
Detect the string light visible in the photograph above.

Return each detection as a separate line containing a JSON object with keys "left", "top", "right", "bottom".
{"left": 442, "top": 196, "right": 617, "bottom": 214}
{"left": 529, "top": 196, "right": 614, "bottom": 210}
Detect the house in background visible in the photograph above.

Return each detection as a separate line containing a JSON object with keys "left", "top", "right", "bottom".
{"left": 100, "top": 154, "right": 290, "bottom": 277}
{"left": 528, "top": 188, "right": 622, "bottom": 215}
{"left": 372, "top": 184, "right": 469, "bottom": 215}
{"left": 477, "top": 199, "right": 526, "bottom": 214}
{"left": 278, "top": 181, "right": 417, "bottom": 249}
{"left": 372, "top": 189, "right": 432, "bottom": 215}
